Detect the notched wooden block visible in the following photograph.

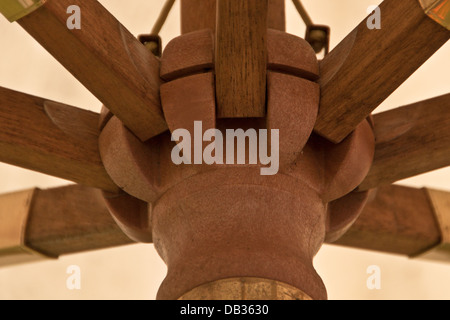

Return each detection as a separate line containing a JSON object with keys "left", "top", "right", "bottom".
{"left": 99, "top": 116, "right": 162, "bottom": 203}
{"left": 267, "top": 29, "right": 320, "bottom": 80}
{"left": 161, "top": 72, "right": 216, "bottom": 138}
{"left": 321, "top": 120, "right": 375, "bottom": 202}
{"left": 267, "top": 71, "right": 319, "bottom": 167}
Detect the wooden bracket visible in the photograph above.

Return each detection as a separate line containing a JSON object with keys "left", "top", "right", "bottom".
{"left": 0, "top": 0, "right": 45, "bottom": 22}
{"left": 0, "top": 189, "right": 54, "bottom": 266}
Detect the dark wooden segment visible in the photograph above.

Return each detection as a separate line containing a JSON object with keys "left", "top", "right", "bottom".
{"left": 332, "top": 185, "right": 441, "bottom": 257}
{"left": 181, "top": 0, "right": 217, "bottom": 34}
{"left": 25, "top": 185, "right": 133, "bottom": 257}
{"left": 359, "top": 93, "right": 450, "bottom": 191}
{"left": 215, "top": 0, "right": 268, "bottom": 118}
{"left": 315, "top": 0, "right": 450, "bottom": 143}
{"left": 18, "top": 0, "right": 167, "bottom": 141}
{"left": 181, "top": 0, "right": 216, "bottom": 34}
{"left": 181, "top": 0, "right": 285, "bottom": 34}
{"left": 267, "top": 0, "right": 285, "bottom": 31}
{"left": 0, "top": 87, "right": 118, "bottom": 192}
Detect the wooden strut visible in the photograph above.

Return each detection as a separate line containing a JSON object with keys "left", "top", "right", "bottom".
{"left": 3, "top": 184, "right": 450, "bottom": 266}
{"left": 315, "top": 0, "right": 450, "bottom": 143}
{"left": 16, "top": 0, "right": 168, "bottom": 141}
{"left": 0, "top": 87, "right": 118, "bottom": 193}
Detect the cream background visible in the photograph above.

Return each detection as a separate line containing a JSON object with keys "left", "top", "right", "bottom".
{"left": 0, "top": 0, "right": 449, "bottom": 300}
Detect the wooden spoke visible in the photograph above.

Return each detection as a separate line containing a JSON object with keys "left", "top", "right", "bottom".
{"left": 215, "top": 0, "right": 268, "bottom": 118}
{"left": 0, "top": 185, "right": 132, "bottom": 266}
{"left": 359, "top": 93, "right": 450, "bottom": 191}
{"left": 0, "top": 86, "right": 118, "bottom": 193}
{"left": 3, "top": 183, "right": 449, "bottom": 266}
{"left": 26, "top": 186, "right": 132, "bottom": 257}
{"left": 315, "top": 0, "right": 450, "bottom": 143}
{"left": 331, "top": 184, "right": 444, "bottom": 259}
{"left": 17, "top": 0, "right": 167, "bottom": 141}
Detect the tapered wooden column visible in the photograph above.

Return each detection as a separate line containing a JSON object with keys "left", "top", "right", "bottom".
{"left": 174, "top": 1, "right": 312, "bottom": 301}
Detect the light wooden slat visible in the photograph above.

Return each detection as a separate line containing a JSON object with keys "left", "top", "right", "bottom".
{"left": 17, "top": 0, "right": 167, "bottom": 141}
{"left": 421, "top": 188, "right": 450, "bottom": 261}
{"left": 359, "top": 93, "right": 450, "bottom": 191}
{"left": 215, "top": 0, "right": 268, "bottom": 118}
{"left": 0, "top": 189, "right": 46, "bottom": 266}
{"left": 0, "top": 86, "right": 119, "bottom": 192}
{"left": 315, "top": 0, "right": 450, "bottom": 143}
{"left": 331, "top": 184, "right": 441, "bottom": 257}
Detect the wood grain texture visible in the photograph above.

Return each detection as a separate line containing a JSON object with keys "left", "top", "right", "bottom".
{"left": 181, "top": 0, "right": 216, "bottom": 34}
{"left": 420, "top": 188, "right": 450, "bottom": 261}
{"left": 215, "top": 0, "right": 268, "bottom": 118}
{"left": 332, "top": 184, "right": 441, "bottom": 257}
{"left": 18, "top": 0, "right": 167, "bottom": 141}
{"left": 359, "top": 93, "right": 450, "bottom": 191}
{"left": 0, "top": 189, "right": 46, "bottom": 266}
{"left": 267, "top": 0, "right": 285, "bottom": 31}
{"left": 0, "top": 87, "right": 118, "bottom": 192}
{"left": 316, "top": 0, "right": 450, "bottom": 143}
{"left": 181, "top": 0, "right": 285, "bottom": 34}
{"left": 25, "top": 185, "right": 132, "bottom": 257}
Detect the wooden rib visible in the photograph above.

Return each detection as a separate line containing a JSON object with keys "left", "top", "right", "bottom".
{"left": 331, "top": 184, "right": 441, "bottom": 257}
{"left": 215, "top": 0, "right": 268, "bottom": 118}
{"left": 25, "top": 185, "right": 132, "bottom": 258}
{"left": 0, "top": 86, "right": 119, "bottom": 193}
{"left": 315, "top": 0, "right": 450, "bottom": 143}
{"left": 17, "top": 0, "right": 167, "bottom": 141}
{"left": 2, "top": 184, "right": 448, "bottom": 263}
{"left": 359, "top": 93, "right": 450, "bottom": 191}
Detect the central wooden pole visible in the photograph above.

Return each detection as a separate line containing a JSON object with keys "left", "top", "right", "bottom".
{"left": 181, "top": 0, "right": 285, "bottom": 119}
{"left": 180, "top": 0, "right": 285, "bottom": 34}
{"left": 175, "top": 0, "right": 311, "bottom": 301}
